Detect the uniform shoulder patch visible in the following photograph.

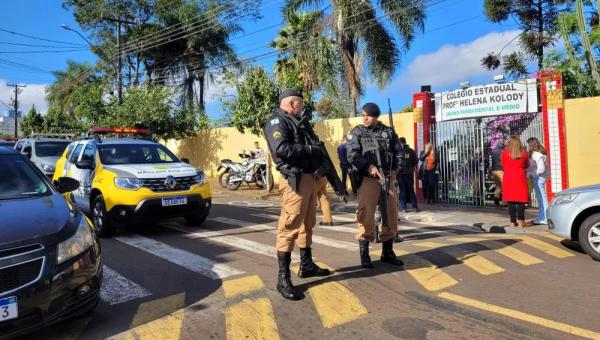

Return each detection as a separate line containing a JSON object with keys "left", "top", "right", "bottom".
{"left": 272, "top": 131, "right": 283, "bottom": 139}
{"left": 347, "top": 134, "right": 353, "bottom": 140}
{"left": 270, "top": 118, "right": 280, "bottom": 125}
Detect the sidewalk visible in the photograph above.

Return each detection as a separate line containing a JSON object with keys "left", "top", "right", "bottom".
{"left": 208, "top": 178, "right": 550, "bottom": 234}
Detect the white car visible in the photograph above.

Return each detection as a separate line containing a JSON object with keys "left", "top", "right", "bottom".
{"left": 547, "top": 184, "right": 600, "bottom": 261}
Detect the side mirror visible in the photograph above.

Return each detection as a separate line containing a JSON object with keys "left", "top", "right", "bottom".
{"left": 181, "top": 157, "right": 190, "bottom": 164}
{"left": 55, "top": 177, "right": 80, "bottom": 193}
{"left": 21, "top": 149, "right": 31, "bottom": 159}
{"left": 76, "top": 159, "right": 94, "bottom": 170}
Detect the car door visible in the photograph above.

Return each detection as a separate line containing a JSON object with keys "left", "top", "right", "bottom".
{"left": 66, "top": 143, "right": 85, "bottom": 206}
{"left": 74, "top": 143, "right": 96, "bottom": 211}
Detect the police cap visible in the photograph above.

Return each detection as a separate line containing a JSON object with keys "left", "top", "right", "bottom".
{"left": 361, "top": 102, "right": 380, "bottom": 117}
{"left": 279, "top": 89, "right": 303, "bottom": 102}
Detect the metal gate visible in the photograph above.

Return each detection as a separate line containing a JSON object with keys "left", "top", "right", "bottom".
{"left": 431, "top": 112, "right": 544, "bottom": 207}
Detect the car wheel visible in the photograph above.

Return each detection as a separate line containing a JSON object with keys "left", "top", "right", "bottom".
{"left": 578, "top": 212, "right": 600, "bottom": 261}
{"left": 185, "top": 213, "right": 208, "bottom": 226}
{"left": 92, "top": 195, "right": 115, "bottom": 238}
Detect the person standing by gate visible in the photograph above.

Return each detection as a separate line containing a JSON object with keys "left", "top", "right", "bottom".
{"left": 490, "top": 140, "right": 505, "bottom": 207}
{"left": 347, "top": 103, "right": 404, "bottom": 268}
{"left": 419, "top": 143, "right": 437, "bottom": 204}
{"left": 526, "top": 137, "right": 549, "bottom": 225}
{"left": 264, "top": 89, "right": 331, "bottom": 301}
{"left": 501, "top": 136, "right": 530, "bottom": 227}
{"left": 397, "top": 137, "right": 419, "bottom": 212}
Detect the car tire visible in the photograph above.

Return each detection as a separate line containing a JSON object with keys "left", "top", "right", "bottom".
{"left": 185, "top": 213, "right": 208, "bottom": 226}
{"left": 92, "top": 195, "right": 115, "bottom": 238}
{"left": 578, "top": 212, "right": 600, "bottom": 262}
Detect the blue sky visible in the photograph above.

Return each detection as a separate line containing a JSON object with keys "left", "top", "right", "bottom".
{"left": 0, "top": 0, "right": 525, "bottom": 119}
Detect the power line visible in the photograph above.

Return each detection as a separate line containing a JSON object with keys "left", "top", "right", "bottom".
{"left": 0, "top": 49, "right": 88, "bottom": 54}
{"left": 0, "top": 27, "right": 86, "bottom": 47}
{"left": 5, "top": 83, "right": 26, "bottom": 138}
{"left": 0, "top": 41, "right": 89, "bottom": 48}
{"left": 0, "top": 58, "right": 53, "bottom": 74}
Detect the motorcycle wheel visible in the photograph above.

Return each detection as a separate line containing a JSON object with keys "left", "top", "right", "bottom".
{"left": 227, "top": 178, "right": 242, "bottom": 190}
{"left": 218, "top": 170, "right": 230, "bottom": 188}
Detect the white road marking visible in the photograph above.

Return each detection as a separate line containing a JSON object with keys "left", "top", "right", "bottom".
{"left": 114, "top": 233, "right": 244, "bottom": 280}
{"left": 212, "top": 217, "right": 358, "bottom": 251}
{"left": 164, "top": 223, "right": 299, "bottom": 262}
{"left": 100, "top": 265, "right": 152, "bottom": 306}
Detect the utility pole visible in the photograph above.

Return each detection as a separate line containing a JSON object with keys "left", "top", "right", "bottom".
{"left": 6, "top": 83, "right": 26, "bottom": 138}
{"left": 100, "top": 14, "right": 135, "bottom": 105}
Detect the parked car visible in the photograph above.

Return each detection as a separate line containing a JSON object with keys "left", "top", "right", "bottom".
{"left": 0, "top": 139, "right": 16, "bottom": 148}
{"left": 14, "top": 136, "right": 72, "bottom": 178}
{"left": 547, "top": 184, "right": 600, "bottom": 261}
{"left": 0, "top": 146, "right": 101, "bottom": 338}
{"left": 53, "top": 128, "right": 212, "bottom": 237}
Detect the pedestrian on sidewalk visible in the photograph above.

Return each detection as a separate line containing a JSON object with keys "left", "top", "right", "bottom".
{"left": 316, "top": 176, "right": 333, "bottom": 226}
{"left": 397, "top": 137, "right": 419, "bottom": 212}
{"left": 347, "top": 102, "right": 404, "bottom": 269}
{"left": 526, "top": 137, "right": 549, "bottom": 225}
{"left": 501, "top": 136, "right": 530, "bottom": 228}
{"left": 490, "top": 140, "right": 504, "bottom": 207}
{"left": 263, "top": 89, "right": 331, "bottom": 301}
{"left": 419, "top": 143, "right": 437, "bottom": 204}
{"left": 337, "top": 135, "right": 355, "bottom": 195}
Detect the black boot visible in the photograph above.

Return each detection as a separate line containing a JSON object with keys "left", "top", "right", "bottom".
{"left": 359, "top": 240, "right": 373, "bottom": 268}
{"left": 380, "top": 240, "right": 404, "bottom": 266}
{"left": 298, "top": 247, "right": 331, "bottom": 278}
{"left": 277, "top": 251, "right": 301, "bottom": 300}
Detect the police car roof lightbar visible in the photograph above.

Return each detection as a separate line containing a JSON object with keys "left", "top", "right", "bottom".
{"left": 89, "top": 128, "right": 151, "bottom": 135}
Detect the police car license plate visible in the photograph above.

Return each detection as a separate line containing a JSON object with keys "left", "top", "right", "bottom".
{"left": 0, "top": 297, "right": 18, "bottom": 322}
{"left": 161, "top": 196, "right": 187, "bottom": 207}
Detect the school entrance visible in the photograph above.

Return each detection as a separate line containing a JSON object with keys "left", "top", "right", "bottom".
{"left": 430, "top": 112, "right": 544, "bottom": 207}
{"left": 412, "top": 72, "right": 569, "bottom": 208}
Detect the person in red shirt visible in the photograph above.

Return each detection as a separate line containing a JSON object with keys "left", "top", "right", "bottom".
{"left": 501, "top": 136, "right": 530, "bottom": 227}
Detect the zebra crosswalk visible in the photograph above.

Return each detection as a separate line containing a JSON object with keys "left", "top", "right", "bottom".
{"left": 68, "top": 209, "right": 585, "bottom": 340}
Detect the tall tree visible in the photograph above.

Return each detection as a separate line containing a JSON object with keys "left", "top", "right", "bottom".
{"left": 20, "top": 105, "right": 44, "bottom": 137}
{"left": 481, "top": 0, "right": 560, "bottom": 77}
{"left": 46, "top": 60, "right": 98, "bottom": 117}
{"left": 286, "top": 0, "right": 425, "bottom": 114}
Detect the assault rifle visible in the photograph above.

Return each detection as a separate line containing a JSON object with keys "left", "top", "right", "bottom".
{"left": 297, "top": 115, "right": 349, "bottom": 202}
{"left": 360, "top": 132, "right": 391, "bottom": 233}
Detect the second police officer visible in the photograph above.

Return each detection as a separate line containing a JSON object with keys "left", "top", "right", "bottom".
{"left": 264, "top": 89, "right": 332, "bottom": 301}
{"left": 347, "top": 103, "right": 404, "bottom": 268}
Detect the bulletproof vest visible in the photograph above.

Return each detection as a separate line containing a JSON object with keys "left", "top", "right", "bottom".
{"left": 359, "top": 126, "right": 394, "bottom": 171}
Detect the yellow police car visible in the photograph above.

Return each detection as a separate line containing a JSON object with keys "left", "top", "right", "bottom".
{"left": 52, "top": 128, "right": 211, "bottom": 237}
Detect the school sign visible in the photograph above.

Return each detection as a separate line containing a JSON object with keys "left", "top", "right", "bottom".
{"left": 434, "top": 79, "right": 538, "bottom": 122}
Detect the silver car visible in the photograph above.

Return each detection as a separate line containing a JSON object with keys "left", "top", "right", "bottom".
{"left": 14, "top": 137, "right": 71, "bottom": 178}
{"left": 547, "top": 184, "right": 600, "bottom": 261}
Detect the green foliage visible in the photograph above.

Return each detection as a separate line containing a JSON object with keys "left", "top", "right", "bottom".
{"left": 315, "top": 98, "right": 347, "bottom": 119}
{"left": 544, "top": 51, "right": 599, "bottom": 98}
{"left": 20, "top": 105, "right": 44, "bottom": 137}
{"left": 103, "top": 85, "right": 200, "bottom": 140}
{"left": 43, "top": 107, "right": 83, "bottom": 134}
{"left": 482, "top": 0, "right": 561, "bottom": 74}
{"left": 400, "top": 104, "right": 413, "bottom": 113}
{"left": 222, "top": 66, "right": 279, "bottom": 136}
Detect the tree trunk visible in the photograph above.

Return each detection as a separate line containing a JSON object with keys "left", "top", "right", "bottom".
{"left": 198, "top": 73, "right": 205, "bottom": 112}
{"left": 576, "top": 0, "right": 600, "bottom": 92}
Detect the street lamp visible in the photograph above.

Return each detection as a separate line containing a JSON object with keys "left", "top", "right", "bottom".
{"left": 61, "top": 24, "right": 94, "bottom": 47}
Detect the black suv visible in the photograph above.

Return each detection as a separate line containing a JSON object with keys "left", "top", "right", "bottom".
{"left": 0, "top": 147, "right": 102, "bottom": 339}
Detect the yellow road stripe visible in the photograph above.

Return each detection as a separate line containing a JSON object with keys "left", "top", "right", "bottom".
{"left": 394, "top": 249, "right": 458, "bottom": 291}
{"left": 540, "top": 232, "right": 567, "bottom": 242}
{"left": 449, "top": 237, "right": 543, "bottom": 266}
{"left": 130, "top": 293, "right": 186, "bottom": 329}
{"left": 223, "top": 275, "right": 265, "bottom": 298}
{"left": 438, "top": 292, "right": 600, "bottom": 340}
{"left": 121, "top": 309, "right": 185, "bottom": 340}
{"left": 413, "top": 241, "right": 504, "bottom": 275}
{"left": 226, "top": 298, "right": 280, "bottom": 340}
{"left": 308, "top": 282, "right": 368, "bottom": 328}
{"left": 513, "top": 235, "right": 574, "bottom": 258}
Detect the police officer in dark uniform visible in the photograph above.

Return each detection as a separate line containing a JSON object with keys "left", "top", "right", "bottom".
{"left": 264, "top": 89, "right": 331, "bottom": 300}
{"left": 347, "top": 103, "right": 404, "bottom": 268}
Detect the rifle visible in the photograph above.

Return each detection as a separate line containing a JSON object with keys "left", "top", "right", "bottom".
{"left": 360, "top": 132, "right": 391, "bottom": 232}
{"left": 297, "top": 115, "right": 349, "bottom": 202}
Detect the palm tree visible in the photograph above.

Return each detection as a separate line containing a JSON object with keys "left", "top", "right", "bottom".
{"left": 286, "top": 0, "right": 425, "bottom": 114}
{"left": 270, "top": 9, "right": 343, "bottom": 102}
{"left": 46, "top": 60, "right": 98, "bottom": 117}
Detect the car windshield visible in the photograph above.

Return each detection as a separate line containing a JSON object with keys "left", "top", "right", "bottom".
{"left": 35, "top": 141, "right": 70, "bottom": 157}
{"left": 98, "top": 144, "right": 179, "bottom": 165}
{"left": 0, "top": 156, "right": 51, "bottom": 199}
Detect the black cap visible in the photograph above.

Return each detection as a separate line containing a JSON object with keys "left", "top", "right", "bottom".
{"left": 361, "top": 102, "right": 380, "bottom": 117}
{"left": 279, "top": 89, "right": 303, "bottom": 102}
{"left": 399, "top": 137, "right": 407, "bottom": 144}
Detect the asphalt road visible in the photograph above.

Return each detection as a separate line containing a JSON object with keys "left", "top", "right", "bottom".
{"left": 20, "top": 191, "right": 600, "bottom": 340}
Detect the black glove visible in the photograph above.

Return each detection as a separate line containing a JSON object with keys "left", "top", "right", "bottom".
{"left": 306, "top": 145, "right": 324, "bottom": 160}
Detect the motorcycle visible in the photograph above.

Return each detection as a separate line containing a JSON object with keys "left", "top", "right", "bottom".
{"left": 217, "top": 150, "right": 274, "bottom": 191}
